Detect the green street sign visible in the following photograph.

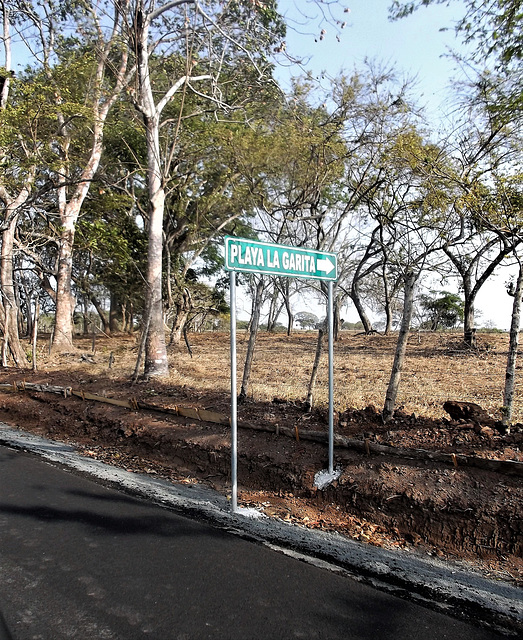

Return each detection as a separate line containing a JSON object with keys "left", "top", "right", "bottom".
{"left": 225, "top": 236, "right": 337, "bottom": 281}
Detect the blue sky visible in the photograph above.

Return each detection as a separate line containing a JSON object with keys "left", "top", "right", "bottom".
{"left": 277, "top": 0, "right": 465, "bottom": 117}
{"left": 273, "top": 0, "right": 514, "bottom": 330}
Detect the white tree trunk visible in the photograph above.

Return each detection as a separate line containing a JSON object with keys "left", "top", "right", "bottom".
{"left": 0, "top": 179, "right": 35, "bottom": 365}
{"left": 135, "top": 3, "right": 169, "bottom": 376}
{"left": 503, "top": 261, "right": 523, "bottom": 431}
{"left": 1, "top": 2, "right": 12, "bottom": 109}
{"left": 239, "top": 277, "right": 264, "bottom": 402}
{"left": 1, "top": 217, "right": 25, "bottom": 364}
{"left": 143, "top": 112, "right": 169, "bottom": 373}
{"left": 132, "top": 0, "right": 209, "bottom": 376}
{"left": 383, "top": 271, "right": 417, "bottom": 423}
{"left": 49, "top": 6, "right": 131, "bottom": 351}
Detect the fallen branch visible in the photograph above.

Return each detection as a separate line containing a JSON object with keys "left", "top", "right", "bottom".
{"left": 237, "top": 421, "right": 523, "bottom": 476}
{"left": 1, "top": 380, "right": 521, "bottom": 476}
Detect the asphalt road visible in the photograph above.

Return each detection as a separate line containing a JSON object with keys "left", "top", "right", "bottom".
{"left": 0, "top": 445, "right": 509, "bottom": 640}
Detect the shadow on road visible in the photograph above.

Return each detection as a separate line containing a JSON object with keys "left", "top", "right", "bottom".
{"left": 0, "top": 492, "right": 217, "bottom": 539}
{"left": 0, "top": 610, "right": 13, "bottom": 640}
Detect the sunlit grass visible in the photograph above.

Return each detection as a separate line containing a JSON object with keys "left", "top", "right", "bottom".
{"left": 34, "top": 330, "right": 520, "bottom": 422}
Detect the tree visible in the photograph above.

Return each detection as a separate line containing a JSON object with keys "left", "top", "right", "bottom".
{"left": 238, "top": 275, "right": 264, "bottom": 404}
{"left": 435, "top": 77, "right": 523, "bottom": 345}
{"left": 383, "top": 270, "right": 417, "bottom": 422}
{"left": 0, "top": 3, "right": 41, "bottom": 364}
{"left": 6, "top": 0, "right": 133, "bottom": 351}
{"left": 160, "top": 99, "right": 283, "bottom": 344}
{"left": 316, "top": 63, "right": 425, "bottom": 335}
{"left": 117, "top": 0, "right": 290, "bottom": 376}
{"left": 74, "top": 190, "right": 147, "bottom": 335}
{"left": 295, "top": 311, "right": 319, "bottom": 330}
{"left": 503, "top": 252, "right": 523, "bottom": 432}
{"left": 419, "top": 290, "right": 464, "bottom": 330}
{"left": 357, "top": 125, "right": 460, "bottom": 422}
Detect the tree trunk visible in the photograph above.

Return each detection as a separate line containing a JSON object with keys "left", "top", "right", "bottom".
{"left": 266, "top": 285, "right": 281, "bottom": 332}
{"left": 503, "top": 261, "right": 523, "bottom": 431}
{"left": 109, "top": 293, "right": 120, "bottom": 333}
{"left": 305, "top": 327, "right": 325, "bottom": 410}
{"left": 382, "top": 268, "right": 393, "bottom": 335}
{"left": 333, "top": 297, "right": 342, "bottom": 342}
{"left": 444, "top": 242, "right": 518, "bottom": 348}
{"left": 52, "top": 134, "right": 107, "bottom": 352}
{"left": 462, "top": 276, "right": 476, "bottom": 347}
{"left": 25, "top": 296, "right": 33, "bottom": 341}
{"left": 14, "top": 277, "right": 23, "bottom": 338}
{"left": 32, "top": 298, "right": 40, "bottom": 371}
{"left": 239, "top": 278, "right": 264, "bottom": 403}
{"left": 128, "top": 304, "right": 135, "bottom": 334}
{"left": 0, "top": 4, "right": 12, "bottom": 110}
{"left": 286, "top": 310, "right": 294, "bottom": 336}
{"left": 350, "top": 280, "right": 373, "bottom": 334}
{"left": 121, "top": 302, "right": 134, "bottom": 334}
{"left": 88, "top": 294, "right": 109, "bottom": 334}
{"left": 81, "top": 298, "right": 89, "bottom": 335}
{"left": 267, "top": 300, "right": 284, "bottom": 332}
{"left": 52, "top": 223, "right": 77, "bottom": 350}
{"left": 384, "top": 305, "right": 393, "bottom": 334}
{"left": 281, "top": 280, "right": 294, "bottom": 336}
{"left": 0, "top": 215, "right": 27, "bottom": 365}
{"left": 169, "top": 288, "right": 192, "bottom": 346}
{"left": 169, "top": 308, "right": 190, "bottom": 346}
{"left": 383, "top": 271, "right": 417, "bottom": 423}
{"left": 19, "top": 274, "right": 33, "bottom": 339}
{"left": 143, "top": 114, "right": 169, "bottom": 376}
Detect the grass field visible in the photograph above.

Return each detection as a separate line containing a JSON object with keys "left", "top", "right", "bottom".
{"left": 175, "top": 330, "right": 519, "bottom": 421}
{"left": 53, "top": 329, "right": 522, "bottom": 424}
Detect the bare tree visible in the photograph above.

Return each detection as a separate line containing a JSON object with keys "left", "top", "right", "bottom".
{"left": 435, "top": 73, "right": 523, "bottom": 345}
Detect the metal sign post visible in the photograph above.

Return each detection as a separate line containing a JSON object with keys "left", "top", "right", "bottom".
{"left": 230, "top": 270, "right": 238, "bottom": 512}
{"left": 327, "top": 280, "right": 334, "bottom": 474}
{"left": 225, "top": 237, "right": 337, "bottom": 513}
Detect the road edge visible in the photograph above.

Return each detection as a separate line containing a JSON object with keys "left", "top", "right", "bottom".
{"left": 1, "top": 424, "right": 521, "bottom": 637}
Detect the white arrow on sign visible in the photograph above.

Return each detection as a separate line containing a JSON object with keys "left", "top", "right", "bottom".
{"left": 317, "top": 256, "right": 335, "bottom": 275}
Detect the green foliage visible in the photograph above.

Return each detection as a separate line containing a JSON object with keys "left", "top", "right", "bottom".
{"left": 342, "top": 321, "right": 365, "bottom": 330}
{"left": 218, "top": 0, "right": 286, "bottom": 49}
{"left": 0, "top": 71, "right": 65, "bottom": 174}
{"left": 419, "top": 290, "right": 465, "bottom": 330}
{"left": 74, "top": 189, "right": 147, "bottom": 311}
{"left": 295, "top": 311, "right": 319, "bottom": 330}
{"left": 459, "top": 173, "right": 523, "bottom": 233}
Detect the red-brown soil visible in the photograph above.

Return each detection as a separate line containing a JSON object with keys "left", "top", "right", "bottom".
{"left": 0, "top": 332, "right": 521, "bottom": 586}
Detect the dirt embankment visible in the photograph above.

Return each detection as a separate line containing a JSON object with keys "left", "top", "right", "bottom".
{"left": 0, "top": 362, "right": 521, "bottom": 587}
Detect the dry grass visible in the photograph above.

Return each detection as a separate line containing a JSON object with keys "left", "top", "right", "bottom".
{"left": 32, "top": 329, "right": 522, "bottom": 423}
